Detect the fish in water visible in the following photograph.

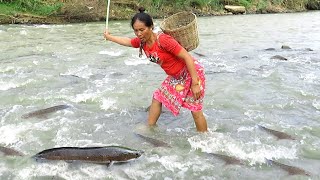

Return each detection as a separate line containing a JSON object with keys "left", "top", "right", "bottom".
{"left": 265, "top": 48, "right": 276, "bottom": 51}
{"left": 33, "top": 146, "right": 143, "bottom": 165}
{"left": 258, "top": 125, "right": 296, "bottom": 140}
{"left": 305, "top": 48, "right": 313, "bottom": 51}
{"left": 271, "top": 55, "right": 288, "bottom": 61}
{"left": 193, "top": 52, "right": 206, "bottom": 57}
{"left": 60, "top": 74, "right": 81, "bottom": 78}
{"left": 0, "top": 145, "right": 24, "bottom": 156}
{"left": 266, "top": 159, "right": 311, "bottom": 176}
{"left": 21, "top": 105, "right": 70, "bottom": 119}
{"left": 207, "top": 153, "right": 244, "bottom": 165}
{"left": 30, "top": 175, "right": 66, "bottom": 180}
{"left": 135, "top": 133, "right": 171, "bottom": 148}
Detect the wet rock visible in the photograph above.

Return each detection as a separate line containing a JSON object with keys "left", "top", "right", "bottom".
{"left": 224, "top": 5, "right": 246, "bottom": 14}
{"left": 281, "top": 45, "right": 291, "bottom": 49}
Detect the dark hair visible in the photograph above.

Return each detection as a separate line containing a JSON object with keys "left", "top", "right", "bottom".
{"left": 131, "top": 7, "right": 153, "bottom": 29}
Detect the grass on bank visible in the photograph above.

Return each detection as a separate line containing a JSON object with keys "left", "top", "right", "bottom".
{"left": 0, "top": 0, "right": 62, "bottom": 16}
{"left": 0, "top": 2, "right": 17, "bottom": 15}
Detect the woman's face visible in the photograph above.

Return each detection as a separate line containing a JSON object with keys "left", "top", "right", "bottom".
{"left": 133, "top": 20, "right": 153, "bottom": 43}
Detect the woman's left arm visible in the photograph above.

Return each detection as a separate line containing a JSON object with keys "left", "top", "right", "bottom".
{"left": 176, "top": 49, "right": 201, "bottom": 100}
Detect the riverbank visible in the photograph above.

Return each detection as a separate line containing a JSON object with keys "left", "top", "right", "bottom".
{"left": 0, "top": 0, "right": 319, "bottom": 24}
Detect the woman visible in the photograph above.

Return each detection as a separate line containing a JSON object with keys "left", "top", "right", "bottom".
{"left": 103, "top": 8, "right": 207, "bottom": 132}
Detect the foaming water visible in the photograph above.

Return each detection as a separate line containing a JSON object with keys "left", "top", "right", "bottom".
{"left": 1, "top": 12, "right": 320, "bottom": 179}
{"left": 188, "top": 130, "right": 298, "bottom": 165}
{"left": 98, "top": 49, "right": 123, "bottom": 56}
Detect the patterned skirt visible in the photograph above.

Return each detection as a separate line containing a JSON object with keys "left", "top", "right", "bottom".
{"left": 153, "top": 60, "right": 206, "bottom": 116}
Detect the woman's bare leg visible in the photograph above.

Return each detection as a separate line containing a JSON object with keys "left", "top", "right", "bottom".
{"left": 191, "top": 111, "right": 208, "bottom": 132}
{"left": 148, "top": 98, "right": 162, "bottom": 126}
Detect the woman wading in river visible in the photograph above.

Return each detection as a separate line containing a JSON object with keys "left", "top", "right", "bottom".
{"left": 103, "top": 8, "right": 207, "bottom": 132}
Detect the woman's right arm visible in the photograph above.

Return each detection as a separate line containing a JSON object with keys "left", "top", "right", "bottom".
{"left": 104, "top": 29, "right": 132, "bottom": 47}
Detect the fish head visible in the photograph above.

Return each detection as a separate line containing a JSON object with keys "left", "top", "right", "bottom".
{"left": 118, "top": 149, "right": 144, "bottom": 161}
{"left": 127, "top": 150, "right": 144, "bottom": 159}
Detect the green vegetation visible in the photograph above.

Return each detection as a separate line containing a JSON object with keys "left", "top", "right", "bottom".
{"left": 0, "top": 2, "right": 17, "bottom": 15}
{"left": 138, "top": 0, "right": 225, "bottom": 13}
{"left": 0, "top": 0, "right": 62, "bottom": 16}
{"left": 306, "top": 0, "right": 320, "bottom": 10}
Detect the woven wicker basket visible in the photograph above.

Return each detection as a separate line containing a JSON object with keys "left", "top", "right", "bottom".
{"left": 160, "top": 12, "right": 199, "bottom": 52}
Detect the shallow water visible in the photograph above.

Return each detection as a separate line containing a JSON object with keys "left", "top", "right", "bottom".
{"left": 0, "top": 11, "right": 320, "bottom": 179}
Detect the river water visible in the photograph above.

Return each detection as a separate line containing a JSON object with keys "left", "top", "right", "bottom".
{"left": 0, "top": 11, "right": 320, "bottom": 179}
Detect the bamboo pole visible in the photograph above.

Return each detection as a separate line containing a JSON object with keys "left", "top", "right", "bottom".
{"left": 106, "top": 0, "right": 111, "bottom": 29}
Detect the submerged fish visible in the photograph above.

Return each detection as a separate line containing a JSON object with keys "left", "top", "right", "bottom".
{"left": 265, "top": 48, "right": 276, "bottom": 51}
{"left": 0, "top": 145, "right": 24, "bottom": 156}
{"left": 33, "top": 146, "right": 143, "bottom": 165}
{"left": 135, "top": 133, "right": 171, "bottom": 148}
{"left": 271, "top": 55, "right": 288, "bottom": 61}
{"left": 258, "top": 125, "right": 296, "bottom": 140}
{"left": 21, "top": 105, "right": 70, "bottom": 119}
{"left": 266, "top": 159, "right": 311, "bottom": 176}
{"left": 193, "top": 52, "right": 206, "bottom": 57}
{"left": 31, "top": 175, "right": 66, "bottom": 180}
{"left": 207, "top": 153, "right": 244, "bottom": 165}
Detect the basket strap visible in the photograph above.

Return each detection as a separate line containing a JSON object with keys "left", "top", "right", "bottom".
{"left": 156, "top": 32, "right": 166, "bottom": 52}
{"left": 139, "top": 32, "right": 166, "bottom": 58}
{"left": 139, "top": 42, "right": 145, "bottom": 58}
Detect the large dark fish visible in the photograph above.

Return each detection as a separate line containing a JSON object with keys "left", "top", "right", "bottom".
{"left": 207, "top": 153, "right": 244, "bottom": 165}
{"left": 266, "top": 159, "right": 311, "bottom": 176}
{"left": 0, "top": 145, "right": 24, "bottom": 156}
{"left": 32, "top": 146, "right": 143, "bottom": 165}
{"left": 21, "top": 105, "right": 70, "bottom": 119}
{"left": 135, "top": 133, "right": 171, "bottom": 148}
{"left": 258, "top": 125, "right": 296, "bottom": 140}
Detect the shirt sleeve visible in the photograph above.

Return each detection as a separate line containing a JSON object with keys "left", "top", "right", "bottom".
{"left": 131, "top": 37, "right": 141, "bottom": 48}
{"left": 159, "top": 34, "right": 183, "bottom": 55}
